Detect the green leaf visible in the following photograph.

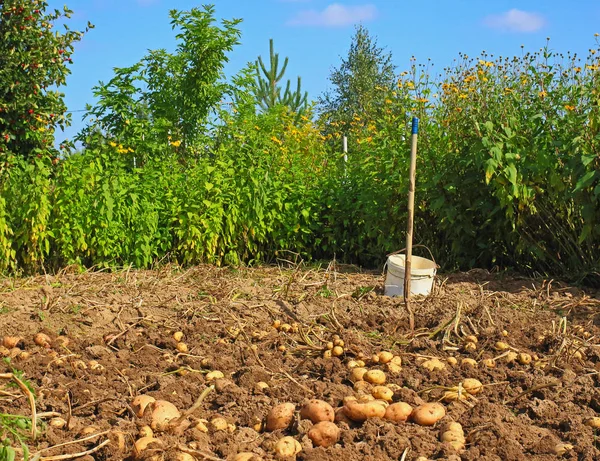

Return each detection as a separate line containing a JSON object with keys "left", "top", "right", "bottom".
{"left": 574, "top": 171, "right": 597, "bottom": 192}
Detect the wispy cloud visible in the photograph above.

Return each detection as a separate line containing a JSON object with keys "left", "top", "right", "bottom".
{"left": 483, "top": 9, "right": 546, "bottom": 33}
{"left": 288, "top": 3, "right": 377, "bottom": 27}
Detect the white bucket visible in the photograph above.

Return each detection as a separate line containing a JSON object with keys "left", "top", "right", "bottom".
{"left": 384, "top": 254, "right": 436, "bottom": 297}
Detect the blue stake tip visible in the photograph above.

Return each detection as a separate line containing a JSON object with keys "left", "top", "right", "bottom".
{"left": 411, "top": 117, "right": 419, "bottom": 135}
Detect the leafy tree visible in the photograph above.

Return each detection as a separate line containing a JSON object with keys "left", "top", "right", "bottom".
{"left": 0, "top": 0, "right": 91, "bottom": 165}
{"left": 253, "top": 38, "right": 308, "bottom": 115}
{"left": 318, "top": 25, "right": 395, "bottom": 132}
{"left": 78, "top": 5, "right": 241, "bottom": 163}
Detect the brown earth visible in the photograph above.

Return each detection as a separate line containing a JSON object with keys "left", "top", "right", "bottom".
{"left": 1, "top": 263, "right": 600, "bottom": 460}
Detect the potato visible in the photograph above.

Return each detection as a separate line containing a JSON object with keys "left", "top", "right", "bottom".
{"left": 462, "top": 378, "right": 483, "bottom": 395}
{"left": 176, "top": 342, "right": 188, "bottom": 353}
{"left": 34, "top": 332, "right": 52, "bottom": 347}
{"left": 234, "top": 453, "right": 264, "bottom": 461}
{"left": 421, "top": 358, "right": 446, "bottom": 372}
{"left": 132, "top": 395, "right": 156, "bottom": 418}
{"left": 378, "top": 351, "right": 394, "bottom": 364}
{"left": 390, "top": 355, "right": 402, "bottom": 366}
{"left": 442, "top": 390, "right": 467, "bottom": 403}
{"left": 553, "top": 443, "right": 574, "bottom": 456}
{"left": 132, "top": 437, "right": 163, "bottom": 460}
{"left": 343, "top": 400, "right": 386, "bottom": 422}
{"left": 464, "top": 335, "right": 478, "bottom": 343}
{"left": 173, "top": 331, "right": 184, "bottom": 341}
{"left": 332, "top": 346, "right": 344, "bottom": 357}
{"left": 150, "top": 400, "right": 181, "bottom": 431}
{"left": 495, "top": 341, "right": 509, "bottom": 351}
{"left": 384, "top": 402, "right": 413, "bottom": 423}
{"left": 440, "top": 421, "right": 465, "bottom": 451}
{"left": 349, "top": 367, "right": 368, "bottom": 383}
{"left": 266, "top": 402, "right": 295, "bottom": 431}
{"left": 463, "top": 342, "right": 477, "bottom": 352}
{"left": 353, "top": 380, "right": 372, "bottom": 394}
{"left": 447, "top": 357, "right": 458, "bottom": 366}
{"left": 385, "top": 362, "right": 402, "bottom": 376}
{"left": 482, "top": 358, "right": 496, "bottom": 368}
{"left": 585, "top": 417, "right": 600, "bottom": 429}
{"left": 411, "top": 402, "right": 446, "bottom": 426}
{"left": 364, "top": 369, "right": 386, "bottom": 384}
{"left": 371, "top": 386, "right": 393, "bottom": 402}
{"left": 334, "top": 407, "right": 353, "bottom": 425}
{"left": 461, "top": 358, "right": 477, "bottom": 368}
{"left": 206, "top": 370, "right": 225, "bottom": 381}
{"left": 517, "top": 353, "right": 532, "bottom": 365}
{"left": 307, "top": 421, "right": 340, "bottom": 448}
{"left": 139, "top": 425, "right": 154, "bottom": 438}
{"left": 2, "top": 336, "right": 21, "bottom": 349}
{"left": 49, "top": 417, "right": 67, "bottom": 428}
{"left": 211, "top": 417, "right": 229, "bottom": 431}
{"left": 300, "top": 400, "right": 335, "bottom": 424}
{"left": 274, "top": 436, "right": 302, "bottom": 457}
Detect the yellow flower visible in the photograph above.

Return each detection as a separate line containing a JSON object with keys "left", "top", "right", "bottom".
{"left": 271, "top": 136, "right": 282, "bottom": 145}
{"left": 564, "top": 105, "right": 576, "bottom": 111}
{"left": 538, "top": 90, "right": 547, "bottom": 98}
{"left": 586, "top": 64, "right": 599, "bottom": 71}
{"left": 170, "top": 140, "right": 182, "bottom": 147}
{"left": 109, "top": 141, "right": 117, "bottom": 147}
{"left": 574, "top": 67, "right": 582, "bottom": 73}
{"left": 125, "top": 119, "right": 130, "bottom": 125}
{"left": 459, "top": 94, "right": 467, "bottom": 99}
{"left": 385, "top": 99, "right": 392, "bottom": 104}
{"left": 407, "top": 81, "right": 415, "bottom": 89}
{"left": 254, "top": 125, "right": 260, "bottom": 130}
{"left": 365, "top": 136, "right": 373, "bottom": 143}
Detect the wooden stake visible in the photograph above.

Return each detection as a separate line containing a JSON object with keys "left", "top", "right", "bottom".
{"left": 404, "top": 117, "right": 419, "bottom": 331}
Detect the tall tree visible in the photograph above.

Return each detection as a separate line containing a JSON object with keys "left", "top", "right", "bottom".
{"left": 318, "top": 25, "right": 395, "bottom": 132}
{"left": 0, "top": 0, "right": 91, "bottom": 163}
{"left": 253, "top": 38, "right": 308, "bottom": 115}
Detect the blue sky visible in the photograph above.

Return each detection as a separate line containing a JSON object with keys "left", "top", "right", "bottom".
{"left": 48, "top": 0, "right": 600, "bottom": 143}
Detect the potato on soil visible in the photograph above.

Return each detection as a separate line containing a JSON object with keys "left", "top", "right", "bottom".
{"left": 149, "top": 400, "right": 181, "bottom": 430}
{"left": 308, "top": 421, "right": 340, "bottom": 448}
{"left": 364, "top": 369, "right": 386, "bottom": 384}
{"left": 421, "top": 358, "right": 446, "bottom": 372}
{"left": 343, "top": 400, "right": 386, "bottom": 422}
{"left": 234, "top": 453, "right": 264, "bottom": 461}
{"left": 411, "top": 402, "right": 446, "bottom": 426}
{"left": 34, "top": 332, "right": 51, "bottom": 347}
{"left": 300, "top": 399, "right": 335, "bottom": 423}
{"left": 206, "top": 370, "right": 225, "bottom": 381}
{"left": 553, "top": 443, "right": 574, "bottom": 456}
{"left": 378, "top": 351, "right": 394, "bottom": 364}
{"left": 371, "top": 386, "right": 393, "bottom": 402}
{"left": 462, "top": 378, "right": 483, "bottom": 395}
{"left": 2, "top": 336, "right": 21, "bottom": 349}
{"left": 266, "top": 402, "right": 296, "bottom": 431}
{"left": 384, "top": 402, "right": 413, "bottom": 423}
{"left": 132, "top": 436, "right": 163, "bottom": 460}
{"left": 440, "top": 421, "right": 465, "bottom": 451}
{"left": 349, "top": 367, "right": 368, "bottom": 383}
{"left": 132, "top": 395, "right": 156, "bottom": 418}
{"left": 585, "top": 417, "right": 600, "bottom": 429}
{"left": 274, "top": 436, "right": 302, "bottom": 457}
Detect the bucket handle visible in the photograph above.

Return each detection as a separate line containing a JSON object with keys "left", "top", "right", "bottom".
{"left": 386, "top": 245, "right": 439, "bottom": 269}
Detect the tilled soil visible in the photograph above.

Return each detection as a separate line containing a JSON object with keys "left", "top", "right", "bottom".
{"left": 1, "top": 264, "right": 600, "bottom": 461}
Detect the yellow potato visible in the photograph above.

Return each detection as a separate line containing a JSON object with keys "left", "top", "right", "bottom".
{"left": 150, "top": 400, "right": 181, "bottom": 431}
{"left": 385, "top": 362, "right": 402, "bottom": 376}
{"left": 461, "top": 358, "right": 478, "bottom": 368}
{"left": 300, "top": 399, "right": 335, "bottom": 423}
{"left": 364, "top": 369, "right": 386, "bottom": 384}
{"left": 585, "top": 417, "right": 600, "bottom": 429}
{"left": 233, "top": 453, "right": 263, "bottom": 461}
{"left": 411, "top": 402, "right": 446, "bottom": 426}
{"left": 132, "top": 397, "right": 152, "bottom": 421}
{"left": 343, "top": 400, "right": 386, "bottom": 422}
{"left": 132, "top": 437, "right": 163, "bottom": 460}
{"left": 274, "top": 436, "right": 302, "bottom": 457}
{"left": 384, "top": 402, "right": 413, "bottom": 423}
{"left": 308, "top": 421, "right": 340, "bottom": 448}
{"left": 518, "top": 353, "right": 532, "bottom": 365}
{"left": 378, "top": 351, "right": 394, "bottom": 364}
{"left": 421, "top": 358, "right": 446, "bottom": 372}
{"left": 462, "top": 378, "right": 483, "bottom": 395}
{"left": 266, "top": 402, "right": 295, "bottom": 431}
{"left": 349, "top": 367, "right": 368, "bottom": 383}
{"left": 371, "top": 386, "right": 393, "bottom": 402}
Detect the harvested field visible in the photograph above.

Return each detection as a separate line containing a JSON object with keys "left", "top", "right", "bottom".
{"left": 1, "top": 264, "right": 600, "bottom": 460}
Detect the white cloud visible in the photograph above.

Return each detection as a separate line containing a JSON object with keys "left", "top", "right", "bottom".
{"left": 288, "top": 3, "right": 377, "bottom": 27}
{"left": 483, "top": 9, "right": 546, "bottom": 33}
